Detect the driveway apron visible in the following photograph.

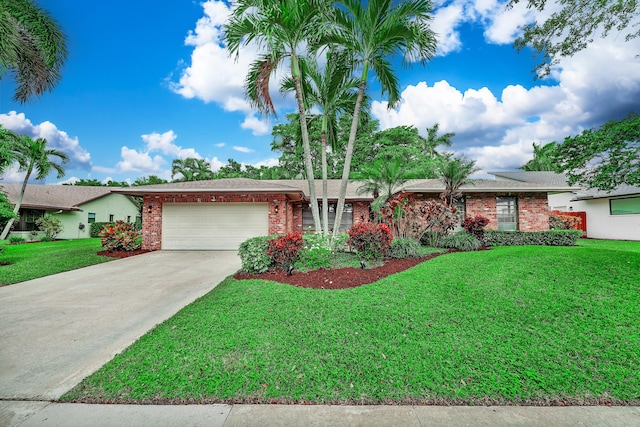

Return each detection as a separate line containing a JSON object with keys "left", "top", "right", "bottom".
{"left": 0, "top": 251, "right": 240, "bottom": 400}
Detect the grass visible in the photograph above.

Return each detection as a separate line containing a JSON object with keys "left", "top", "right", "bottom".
{"left": 62, "top": 240, "right": 640, "bottom": 405}
{"left": 0, "top": 238, "right": 113, "bottom": 286}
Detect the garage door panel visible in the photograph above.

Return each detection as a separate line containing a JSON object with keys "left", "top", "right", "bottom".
{"left": 162, "top": 203, "right": 268, "bottom": 250}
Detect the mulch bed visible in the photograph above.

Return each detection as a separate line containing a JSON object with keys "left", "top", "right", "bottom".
{"left": 97, "top": 249, "right": 152, "bottom": 258}
{"left": 234, "top": 252, "right": 450, "bottom": 289}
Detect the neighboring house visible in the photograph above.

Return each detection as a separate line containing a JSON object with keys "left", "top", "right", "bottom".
{"left": 117, "top": 178, "right": 575, "bottom": 251}
{"left": 1, "top": 184, "right": 140, "bottom": 241}
{"left": 490, "top": 171, "right": 640, "bottom": 241}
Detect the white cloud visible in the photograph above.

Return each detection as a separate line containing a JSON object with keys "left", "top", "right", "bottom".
{"left": 214, "top": 142, "right": 225, "bottom": 147}
{"left": 57, "top": 176, "right": 80, "bottom": 185}
{"left": 0, "top": 111, "right": 92, "bottom": 172}
{"left": 140, "top": 130, "right": 200, "bottom": 159}
{"left": 431, "top": 3, "right": 466, "bottom": 55}
{"left": 240, "top": 115, "right": 270, "bottom": 136}
{"left": 233, "top": 146, "right": 254, "bottom": 153}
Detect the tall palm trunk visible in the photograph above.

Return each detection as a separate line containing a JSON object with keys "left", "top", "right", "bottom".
{"left": 332, "top": 78, "right": 367, "bottom": 239}
{"left": 0, "top": 164, "right": 33, "bottom": 240}
{"left": 292, "top": 55, "right": 322, "bottom": 233}
{"left": 320, "top": 118, "right": 329, "bottom": 235}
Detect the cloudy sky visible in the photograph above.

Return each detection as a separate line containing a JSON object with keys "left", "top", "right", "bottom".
{"left": 1, "top": 0, "right": 639, "bottom": 184}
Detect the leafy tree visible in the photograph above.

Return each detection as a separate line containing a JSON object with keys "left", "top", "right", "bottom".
{"left": 521, "top": 142, "right": 559, "bottom": 171}
{"left": 437, "top": 157, "right": 478, "bottom": 207}
{"left": 324, "top": 0, "right": 437, "bottom": 239}
{"left": 508, "top": 0, "right": 640, "bottom": 76}
{"left": 1, "top": 125, "right": 21, "bottom": 173}
{"left": 0, "top": 191, "right": 17, "bottom": 225}
{"left": 0, "top": 0, "right": 68, "bottom": 103}
{"left": 355, "top": 158, "right": 415, "bottom": 212}
{"left": 216, "top": 158, "right": 244, "bottom": 179}
{"left": 553, "top": 114, "right": 640, "bottom": 191}
{"left": 132, "top": 175, "right": 168, "bottom": 186}
{"left": 0, "top": 135, "right": 68, "bottom": 240}
{"left": 171, "top": 157, "right": 214, "bottom": 182}
{"left": 423, "top": 123, "right": 454, "bottom": 159}
{"left": 224, "top": 0, "right": 333, "bottom": 233}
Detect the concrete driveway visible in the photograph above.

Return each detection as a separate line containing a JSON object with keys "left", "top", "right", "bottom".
{"left": 0, "top": 250, "right": 240, "bottom": 400}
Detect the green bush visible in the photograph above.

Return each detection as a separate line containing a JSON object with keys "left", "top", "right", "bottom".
{"left": 0, "top": 244, "right": 5, "bottom": 256}
{"left": 238, "top": 236, "right": 273, "bottom": 273}
{"left": 98, "top": 220, "right": 141, "bottom": 252}
{"left": 439, "top": 232, "right": 481, "bottom": 251}
{"left": 90, "top": 222, "right": 111, "bottom": 238}
{"left": 9, "top": 235, "right": 25, "bottom": 244}
{"left": 388, "top": 238, "right": 422, "bottom": 259}
{"left": 296, "top": 234, "right": 334, "bottom": 270}
{"left": 35, "top": 214, "right": 63, "bottom": 240}
{"left": 482, "top": 230, "right": 584, "bottom": 247}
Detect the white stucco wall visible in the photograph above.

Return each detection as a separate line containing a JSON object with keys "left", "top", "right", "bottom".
{"left": 38, "top": 194, "right": 139, "bottom": 240}
{"left": 549, "top": 193, "right": 640, "bottom": 241}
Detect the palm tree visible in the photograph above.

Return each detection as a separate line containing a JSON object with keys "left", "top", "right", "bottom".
{"left": 355, "top": 158, "right": 414, "bottom": 212}
{"left": 224, "top": 0, "right": 332, "bottom": 233}
{"left": 1, "top": 125, "right": 20, "bottom": 173}
{"left": 0, "top": 0, "right": 68, "bottom": 103}
{"left": 423, "top": 123, "right": 455, "bottom": 159}
{"left": 282, "top": 51, "right": 366, "bottom": 234}
{"left": 437, "top": 157, "right": 478, "bottom": 207}
{"left": 0, "top": 135, "right": 68, "bottom": 240}
{"left": 324, "top": 0, "right": 437, "bottom": 239}
{"left": 171, "top": 157, "right": 214, "bottom": 182}
{"left": 521, "top": 142, "right": 559, "bottom": 171}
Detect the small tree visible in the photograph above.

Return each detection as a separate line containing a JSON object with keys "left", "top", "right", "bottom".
{"left": 35, "top": 214, "right": 63, "bottom": 240}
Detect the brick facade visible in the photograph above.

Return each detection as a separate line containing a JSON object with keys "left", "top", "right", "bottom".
{"left": 141, "top": 191, "right": 550, "bottom": 250}
{"left": 465, "top": 192, "right": 549, "bottom": 231}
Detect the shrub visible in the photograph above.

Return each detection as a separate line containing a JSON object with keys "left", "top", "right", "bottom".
{"left": 9, "top": 236, "right": 25, "bottom": 244}
{"left": 461, "top": 215, "right": 490, "bottom": 239}
{"left": 267, "top": 233, "right": 303, "bottom": 270}
{"left": 98, "top": 220, "right": 141, "bottom": 252}
{"left": 0, "top": 244, "right": 5, "bottom": 256}
{"left": 347, "top": 222, "right": 393, "bottom": 259}
{"left": 388, "top": 238, "right": 422, "bottom": 259}
{"left": 296, "top": 234, "right": 334, "bottom": 270}
{"left": 238, "top": 236, "right": 272, "bottom": 273}
{"left": 439, "top": 232, "right": 481, "bottom": 251}
{"left": 549, "top": 213, "right": 582, "bottom": 230}
{"left": 378, "top": 195, "right": 458, "bottom": 242}
{"left": 90, "top": 222, "right": 111, "bottom": 238}
{"left": 35, "top": 214, "right": 63, "bottom": 240}
{"left": 482, "top": 230, "right": 584, "bottom": 247}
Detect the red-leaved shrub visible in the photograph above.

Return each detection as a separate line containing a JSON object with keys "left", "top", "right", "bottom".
{"left": 99, "top": 220, "right": 141, "bottom": 252}
{"left": 461, "top": 215, "right": 490, "bottom": 239}
{"left": 549, "top": 213, "right": 582, "bottom": 230}
{"left": 347, "top": 222, "right": 393, "bottom": 259}
{"left": 267, "top": 233, "right": 303, "bottom": 270}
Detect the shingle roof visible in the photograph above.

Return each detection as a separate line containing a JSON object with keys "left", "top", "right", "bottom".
{"left": 488, "top": 171, "right": 572, "bottom": 186}
{"left": 571, "top": 185, "right": 640, "bottom": 201}
{"left": 263, "top": 180, "right": 373, "bottom": 200}
{"left": 115, "top": 178, "right": 307, "bottom": 196}
{"left": 402, "top": 179, "right": 576, "bottom": 193}
{"left": 1, "top": 184, "right": 113, "bottom": 211}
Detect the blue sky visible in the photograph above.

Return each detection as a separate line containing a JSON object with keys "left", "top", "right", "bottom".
{"left": 1, "top": 0, "right": 639, "bottom": 184}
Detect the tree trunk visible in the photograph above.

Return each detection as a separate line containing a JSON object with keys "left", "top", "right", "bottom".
{"left": 292, "top": 55, "right": 322, "bottom": 233}
{"left": 0, "top": 166, "right": 32, "bottom": 240}
{"left": 332, "top": 81, "right": 366, "bottom": 239}
{"left": 321, "top": 126, "right": 329, "bottom": 236}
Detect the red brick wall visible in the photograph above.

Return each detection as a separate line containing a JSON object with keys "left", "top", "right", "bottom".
{"left": 466, "top": 192, "right": 549, "bottom": 231}
{"left": 141, "top": 193, "right": 290, "bottom": 251}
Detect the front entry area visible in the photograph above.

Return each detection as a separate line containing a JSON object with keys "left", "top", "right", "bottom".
{"left": 161, "top": 203, "right": 268, "bottom": 250}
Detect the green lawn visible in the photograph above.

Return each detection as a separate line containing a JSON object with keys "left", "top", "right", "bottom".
{"left": 0, "top": 238, "right": 113, "bottom": 286}
{"left": 62, "top": 240, "right": 640, "bottom": 405}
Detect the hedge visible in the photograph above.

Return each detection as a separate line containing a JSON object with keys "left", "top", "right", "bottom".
{"left": 90, "top": 222, "right": 112, "bottom": 238}
{"left": 481, "top": 230, "right": 584, "bottom": 247}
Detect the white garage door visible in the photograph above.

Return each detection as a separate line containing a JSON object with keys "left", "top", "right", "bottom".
{"left": 162, "top": 203, "right": 268, "bottom": 250}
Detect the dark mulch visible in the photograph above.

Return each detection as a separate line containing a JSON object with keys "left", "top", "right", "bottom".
{"left": 234, "top": 251, "right": 450, "bottom": 289}
{"left": 97, "top": 249, "right": 152, "bottom": 258}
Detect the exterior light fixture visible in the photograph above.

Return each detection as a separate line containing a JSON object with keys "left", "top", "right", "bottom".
{"left": 147, "top": 204, "right": 152, "bottom": 214}
{"left": 274, "top": 205, "right": 279, "bottom": 214}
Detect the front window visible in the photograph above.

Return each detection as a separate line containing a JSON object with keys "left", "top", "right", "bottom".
{"left": 302, "top": 203, "right": 353, "bottom": 232}
{"left": 88, "top": 213, "right": 96, "bottom": 224}
{"left": 496, "top": 197, "right": 518, "bottom": 230}
{"left": 610, "top": 197, "right": 640, "bottom": 215}
{"left": 14, "top": 209, "right": 44, "bottom": 231}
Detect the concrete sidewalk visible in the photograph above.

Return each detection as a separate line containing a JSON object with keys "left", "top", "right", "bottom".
{"left": 1, "top": 401, "right": 639, "bottom": 427}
